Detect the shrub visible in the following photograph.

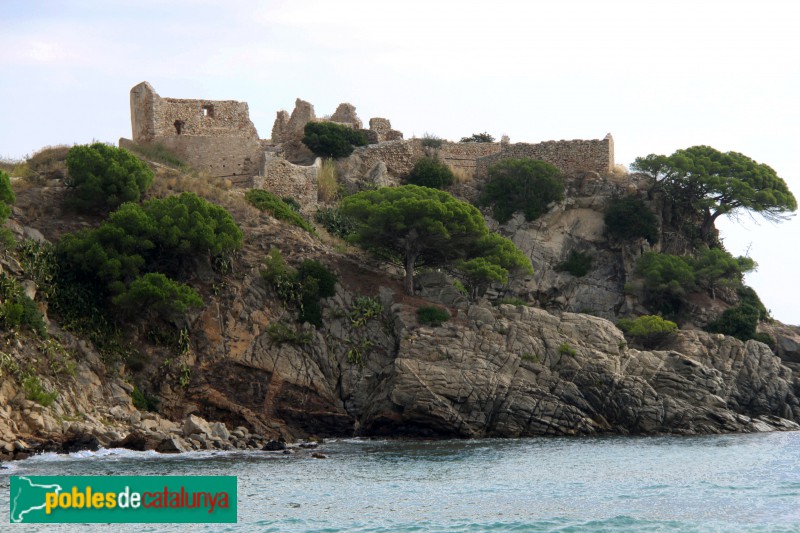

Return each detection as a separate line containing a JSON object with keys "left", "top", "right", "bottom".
{"left": 604, "top": 196, "right": 659, "bottom": 244}
{"left": 737, "top": 285, "right": 769, "bottom": 320}
{"left": 317, "top": 158, "right": 339, "bottom": 202}
{"left": 0, "top": 273, "right": 46, "bottom": 336}
{"left": 406, "top": 157, "right": 455, "bottom": 189}
{"left": 558, "top": 343, "right": 577, "bottom": 356}
{"left": 302, "top": 122, "right": 368, "bottom": 158}
{"left": 0, "top": 170, "right": 16, "bottom": 247}
{"left": 281, "top": 197, "right": 301, "bottom": 212}
{"left": 420, "top": 133, "right": 443, "bottom": 149}
{"left": 417, "top": 306, "right": 450, "bottom": 327}
{"left": 479, "top": 158, "right": 564, "bottom": 223}
{"left": 315, "top": 207, "right": 357, "bottom": 239}
{"left": 705, "top": 304, "right": 760, "bottom": 342}
{"left": 112, "top": 273, "right": 203, "bottom": 321}
{"left": 690, "top": 248, "right": 755, "bottom": 298}
{"left": 417, "top": 305, "right": 450, "bottom": 327}
{"left": 752, "top": 332, "right": 775, "bottom": 349}
{"left": 460, "top": 132, "right": 495, "bottom": 143}
{"left": 266, "top": 322, "right": 312, "bottom": 346}
{"left": 65, "top": 143, "right": 154, "bottom": 213}
{"left": 297, "top": 260, "right": 338, "bottom": 327}
{"left": 555, "top": 250, "right": 593, "bottom": 277}
{"left": 349, "top": 296, "right": 384, "bottom": 327}
{"left": 617, "top": 315, "right": 678, "bottom": 348}
{"left": 131, "top": 385, "right": 158, "bottom": 411}
{"left": 261, "top": 251, "right": 336, "bottom": 327}
{"left": 635, "top": 252, "right": 695, "bottom": 316}
{"left": 245, "top": 189, "right": 315, "bottom": 233}
{"left": 22, "top": 375, "right": 57, "bottom": 407}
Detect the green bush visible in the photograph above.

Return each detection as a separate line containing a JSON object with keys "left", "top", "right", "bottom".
{"left": 617, "top": 315, "right": 678, "bottom": 348}
{"left": 112, "top": 273, "right": 203, "bottom": 321}
{"left": 752, "top": 331, "right": 775, "bottom": 349}
{"left": 406, "top": 157, "right": 455, "bottom": 189}
{"left": 420, "top": 133, "right": 444, "bottom": 149}
{"left": 65, "top": 143, "right": 154, "bottom": 213}
{"left": 0, "top": 170, "right": 16, "bottom": 221}
{"left": 0, "top": 273, "right": 46, "bottom": 336}
{"left": 266, "top": 322, "right": 312, "bottom": 346}
{"left": 558, "top": 343, "right": 577, "bottom": 356}
{"left": 555, "top": 250, "right": 593, "bottom": 277}
{"left": 635, "top": 252, "right": 695, "bottom": 316}
{"left": 737, "top": 285, "right": 769, "bottom": 320}
{"left": 417, "top": 306, "right": 450, "bottom": 327}
{"left": 706, "top": 304, "right": 760, "bottom": 342}
{"left": 56, "top": 193, "right": 240, "bottom": 324}
{"left": 297, "top": 260, "right": 338, "bottom": 327}
{"left": 349, "top": 296, "right": 384, "bottom": 327}
{"left": 479, "top": 158, "right": 564, "bottom": 223}
{"left": 314, "top": 207, "right": 357, "bottom": 239}
{"left": 131, "top": 385, "right": 158, "bottom": 411}
{"left": 22, "top": 375, "right": 57, "bottom": 407}
{"left": 261, "top": 251, "right": 337, "bottom": 327}
{"left": 460, "top": 132, "right": 495, "bottom": 143}
{"left": 245, "top": 189, "right": 315, "bottom": 233}
{"left": 281, "top": 197, "right": 302, "bottom": 212}
{"left": 302, "top": 122, "right": 368, "bottom": 158}
{"left": 604, "top": 196, "right": 659, "bottom": 244}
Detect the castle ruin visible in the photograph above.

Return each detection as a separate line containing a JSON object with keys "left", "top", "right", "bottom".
{"left": 122, "top": 82, "right": 614, "bottom": 208}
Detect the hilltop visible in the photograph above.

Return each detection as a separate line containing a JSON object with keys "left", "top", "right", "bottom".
{"left": 1, "top": 88, "right": 799, "bottom": 459}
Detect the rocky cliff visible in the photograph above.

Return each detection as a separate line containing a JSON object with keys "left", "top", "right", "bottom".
{"left": 2, "top": 166, "right": 799, "bottom": 461}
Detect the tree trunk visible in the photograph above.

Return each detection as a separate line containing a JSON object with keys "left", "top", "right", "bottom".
{"left": 403, "top": 251, "right": 417, "bottom": 295}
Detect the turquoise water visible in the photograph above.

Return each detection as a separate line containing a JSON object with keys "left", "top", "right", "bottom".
{"left": 2, "top": 431, "right": 799, "bottom": 531}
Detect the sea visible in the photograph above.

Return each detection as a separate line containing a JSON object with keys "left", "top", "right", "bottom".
{"left": 2, "top": 431, "right": 799, "bottom": 532}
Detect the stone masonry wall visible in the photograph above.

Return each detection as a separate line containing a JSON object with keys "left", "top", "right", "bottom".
{"left": 475, "top": 135, "right": 614, "bottom": 177}
{"left": 130, "top": 81, "right": 259, "bottom": 143}
{"left": 437, "top": 142, "right": 502, "bottom": 173}
{"left": 257, "top": 154, "right": 320, "bottom": 212}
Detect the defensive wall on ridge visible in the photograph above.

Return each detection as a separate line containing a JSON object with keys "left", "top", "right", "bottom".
{"left": 475, "top": 135, "right": 614, "bottom": 177}
{"left": 124, "top": 82, "right": 615, "bottom": 202}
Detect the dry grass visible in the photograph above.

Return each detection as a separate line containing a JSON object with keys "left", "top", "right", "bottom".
{"left": 317, "top": 158, "right": 339, "bottom": 202}
{"left": 147, "top": 168, "right": 255, "bottom": 221}
{"left": 448, "top": 164, "right": 473, "bottom": 184}
{"left": 610, "top": 164, "right": 630, "bottom": 179}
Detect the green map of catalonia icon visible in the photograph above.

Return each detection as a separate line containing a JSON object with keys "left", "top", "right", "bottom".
{"left": 10, "top": 476, "right": 64, "bottom": 523}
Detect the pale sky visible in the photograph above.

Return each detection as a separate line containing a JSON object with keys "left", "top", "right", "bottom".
{"left": 2, "top": 0, "right": 798, "bottom": 324}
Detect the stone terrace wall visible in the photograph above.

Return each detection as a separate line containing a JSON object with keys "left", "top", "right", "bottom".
{"left": 475, "top": 135, "right": 614, "bottom": 177}
{"left": 257, "top": 154, "right": 320, "bottom": 212}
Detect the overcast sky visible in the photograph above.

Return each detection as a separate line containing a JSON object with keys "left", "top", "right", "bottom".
{"left": 2, "top": 0, "right": 798, "bottom": 324}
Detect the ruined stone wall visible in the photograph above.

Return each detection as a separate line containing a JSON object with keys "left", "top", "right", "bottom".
{"left": 341, "top": 140, "right": 417, "bottom": 179}
{"left": 130, "top": 82, "right": 259, "bottom": 143}
{"left": 257, "top": 154, "right": 319, "bottom": 211}
{"left": 128, "top": 81, "right": 262, "bottom": 178}
{"left": 437, "top": 142, "right": 502, "bottom": 173}
{"left": 475, "top": 135, "right": 614, "bottom": 177}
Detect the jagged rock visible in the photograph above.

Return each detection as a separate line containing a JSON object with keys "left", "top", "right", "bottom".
{"left": 182, "top": 414, "right": 213, "bottom": 438}
{"left": 210, "top": 422, "right": 230, "bottom": 441}
{"left": 60, "top": 433, "right": 100, "bottom": 453}
{"left": 263, "top": 440, "right": 287, "bottom": 451}
{"left": 156, "top": 437, "right": 189, "bottom": 454}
